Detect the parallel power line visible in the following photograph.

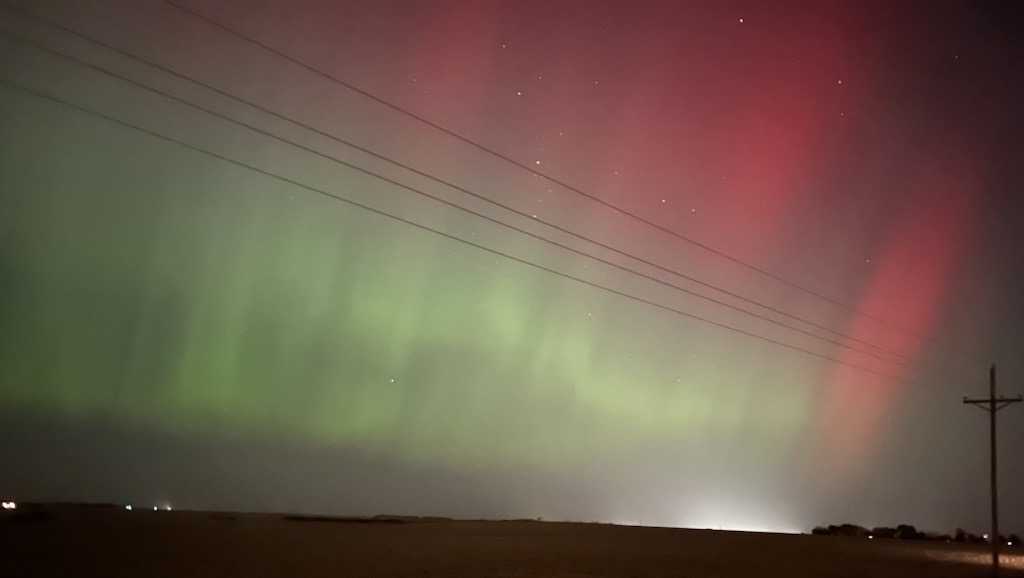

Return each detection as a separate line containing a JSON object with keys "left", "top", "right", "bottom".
{"left": 162, "top": 0, "right": 925, "bottom": 341}
{"left": 0, "top": 12, "right": 910, "bottom": 365}
{"left": 0, "top": 30, "right": 902, "bottom": 366}
{"left": 0, "top": 78, "right": 901, "bottom": 380}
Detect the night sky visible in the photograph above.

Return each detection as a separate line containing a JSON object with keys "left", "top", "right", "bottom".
{"left": 1, "top": 0, "right": 1022, "bottom": 534}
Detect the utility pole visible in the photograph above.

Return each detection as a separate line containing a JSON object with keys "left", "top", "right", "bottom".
{"left": 963, "top": 364, "right": 1022, "bottom": 577}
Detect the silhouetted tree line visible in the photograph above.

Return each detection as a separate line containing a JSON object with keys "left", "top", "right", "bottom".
{"left": 811, "top": 523, "right": 1021, "bottom": 546}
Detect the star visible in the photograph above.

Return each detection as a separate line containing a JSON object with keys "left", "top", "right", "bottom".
{"left": 837, "top": 79, "right": 843, "bottom": 85}
{"left": 660, "top": 199, "right": 667, "bottom": 204}
{"left": 516, "top": 90, "right": 523, "bottom": 96}
{"left": 865, "top": 258, "right": 872, "bottom": 264}
{"left": 389, "top": 378, "right": 396, "bottom": 383}
{"left": 738, "top": 17, "right": 744, "bottom": 23}
{"left": 500, "top": 42, "right": 508, "bottom": 49}
{"left": 535, "top": 160, "right": 542, "bottom": 165}
{"left": 592, "top": 80, "right": 600, "bottom": 86}
{"left": 690, "top": 208, "right": 697, "bottom": 215}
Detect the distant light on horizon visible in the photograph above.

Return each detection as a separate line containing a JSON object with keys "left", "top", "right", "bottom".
{"left": 125, "top": 504, "right": 132, "bottom": 511}
{"left": 1, "top": 501, "right": 16, "bottom": 510}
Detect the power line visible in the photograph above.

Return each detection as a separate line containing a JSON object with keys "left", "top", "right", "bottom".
{"left": 0, "top": 79, "right": 902, "bottom": 380}
{"left": 5, "top": 7, "right": 909, "bottom": 362}
{"left": 0, "top": 28, "right": 905, "bottom": 365}
{"left": 0, "top": 12, "right": 910, "bottom": 364}
{"left": 162, "top": 0, "right": 925, "bottom": 341}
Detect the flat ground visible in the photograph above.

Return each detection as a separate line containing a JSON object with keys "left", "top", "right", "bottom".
{"left": 3, "top": 506, "right": 1021, "bottom": 577}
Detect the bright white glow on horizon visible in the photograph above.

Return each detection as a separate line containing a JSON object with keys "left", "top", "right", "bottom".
{"left": 1, "top": 501, "right": 16, "bottom": 510}
{"left": 605, "top": 519, "right": 802, "bottom": 534}
{"left": 125, "top": 504, "right": 132, "bottom": 511}
{"left": 681, "top": 498, "right": 802, "bottom": 535}
{"left": 692, "top": 523, "right": 803, "bottom": 535}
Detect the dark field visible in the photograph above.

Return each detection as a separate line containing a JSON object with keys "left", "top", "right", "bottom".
{"left": 3, "top": 506, "right": 1021, "bottom": 577}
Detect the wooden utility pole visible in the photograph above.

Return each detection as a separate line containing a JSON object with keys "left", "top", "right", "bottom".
{"left": 963, "top": 364, "right": 1022, "bottom": 576}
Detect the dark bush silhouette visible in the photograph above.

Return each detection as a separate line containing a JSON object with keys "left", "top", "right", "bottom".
{"left": 894, "top": 524, "right": 923, "bottom": 540}
{"left": 829, "top": 524, "right": 869, "bottom": 537}
{"left": 871, "top": 527, "right": 896, "bottom": 539}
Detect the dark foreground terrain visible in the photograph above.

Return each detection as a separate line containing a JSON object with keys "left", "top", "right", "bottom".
{"left": 2, "top": 505, "right": 1021, "bottom": 577}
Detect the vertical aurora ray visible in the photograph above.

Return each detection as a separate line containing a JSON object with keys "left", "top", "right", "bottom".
{"left": 818, "top": 159, "right": 980, "bottom": 481}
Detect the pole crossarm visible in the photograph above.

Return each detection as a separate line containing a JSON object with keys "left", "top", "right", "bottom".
{"left": 964, "top": 395, "right": 1024, "bottom": 411}
{"left": 995, "top": 399, "right": 1022, "bottom": 411}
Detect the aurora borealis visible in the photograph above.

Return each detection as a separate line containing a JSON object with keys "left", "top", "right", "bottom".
{"left": 1, "top": 0, "right": 1022, "bottom": 534}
